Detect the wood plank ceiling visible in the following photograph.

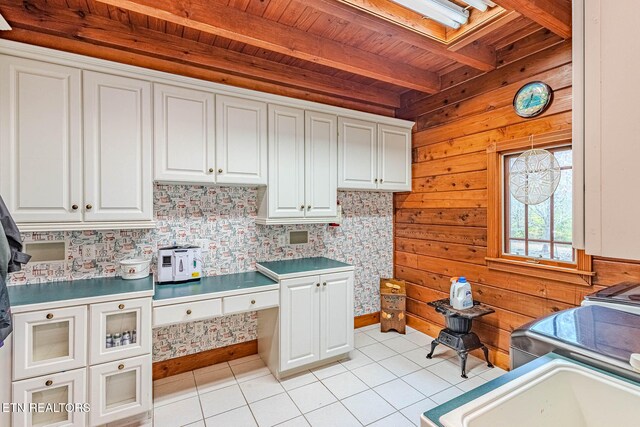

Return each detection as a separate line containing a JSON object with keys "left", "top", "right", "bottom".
{"left": 0, "top": 0, "right": 570, "bottom": 116}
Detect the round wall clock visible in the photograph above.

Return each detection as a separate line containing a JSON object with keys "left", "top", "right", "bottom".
{"left": 513, "top": 81, "right": 553, "bottom": 118}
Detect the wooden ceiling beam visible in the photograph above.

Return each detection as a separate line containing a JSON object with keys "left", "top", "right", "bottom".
{"left": 493, "top": 0, "right": 571, "bottom": 39}
{"left": 0, "top": 1, "right": 401, "bottom": 108}
{"left": 325, "top": 0, "right": 496, "bottom": 71}
{"left": 91, "top": 0, "right": 441, "bottom": 93}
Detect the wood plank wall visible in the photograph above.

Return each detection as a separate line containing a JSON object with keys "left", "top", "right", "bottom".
{"left": 394, "top": 38, "right": 640, "bottom": 370}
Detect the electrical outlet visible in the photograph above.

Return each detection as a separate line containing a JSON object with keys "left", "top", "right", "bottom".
{"left": 82, "top": 244, "right": 96, "bottom": 260}
{"left": 277, "top": 234, "right": 287, "bottom": 246}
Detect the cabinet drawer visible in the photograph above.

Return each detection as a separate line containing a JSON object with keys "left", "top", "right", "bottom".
{"left": 13, "top": 306, "right": 87, "bottom": 381}
{"left": 223, "top": 290, "right": 279, "bottom": 315}
{"left": 153, "top": 299, "right": 222, "bottom": 327}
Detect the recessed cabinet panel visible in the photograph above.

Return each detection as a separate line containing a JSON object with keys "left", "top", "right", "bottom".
{"left": 0, "top": 56, "right": 82, "bottom": 223}
{"left": 88, "top": 354, "right": 151, "bottom": 427}
{"left": 90, "top": 298, "right": 151, "bottom": 365}
{"left": 338, "top": 118, "right": 377, "bottom": 190}
{"left": 83, "top": 71, "right": 153, "bottom": 222}
{"left": 280, "top": 276, "right": 320, "bottom": 372}
{"left": 154, "top": 83, "right": 215, "bottom": 183}
{"left": 12, "top": 368, "right": 86, "bottom": 427}
{"left": 305, "top": 111, "right": 337, "bottom": 217}
{"left": 268, "top": 105, "right": 305, "bottom": 218}
{"left": 378, "top": 124, "right": 412, "bottom": 191}
{"left": 216, "top": 95, "right": 267, "bottom": 185}
{"left": 13, "top": 306, "right": 87, "bottom": 381}
{"left": 319, "top": 272, "right": 354, "bottom": 359}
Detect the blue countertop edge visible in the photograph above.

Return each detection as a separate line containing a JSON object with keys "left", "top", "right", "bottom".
{"left": 257, "top": 257, "right": 353, "bottom": 278}
{"left": 8, "top": 275, "right": 155, "bottom": 308}
{"left": 153, "top": 271, "right": 277, "bottom": 301}
{"left": 423, "top": 353, "right": 640, "bottom": 426}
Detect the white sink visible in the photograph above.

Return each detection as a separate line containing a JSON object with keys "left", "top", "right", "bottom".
{"left": 437, "top": 358, "right": 640, "bottom": 427}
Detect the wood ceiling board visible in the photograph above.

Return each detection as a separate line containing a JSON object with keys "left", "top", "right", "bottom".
{"left": 480, "top": 17, "right": 537, "bottom": 47}
{"left": 493, "top": 0, "right": 571, "bottom": 39}
{"left": 300, "top": 0, "right": 496, "bottom": 71}
{"left": 93, "top": 0, "right": 441, "bottom": 92}
{"left": 447, "top": 11, "right": 521, "bottom": 51}
{"left": 262, "top": 0, "right": 292, "bottom": 21}
{"left": 496, "top": 28, "right": 564, "bottom": 67}
{"left": 1, "top": 1, "right": 401, "bottom": 108}
{"left": 276, "top": 1, "right": 308, "bottom": 26}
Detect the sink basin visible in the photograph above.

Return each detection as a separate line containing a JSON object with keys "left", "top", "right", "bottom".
{"left": 438, "top": 358, "right": 640, "bottom": 427}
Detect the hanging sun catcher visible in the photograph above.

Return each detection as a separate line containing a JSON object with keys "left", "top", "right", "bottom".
{"left": 509, "top": 136, "right": 561, "bottom": 206}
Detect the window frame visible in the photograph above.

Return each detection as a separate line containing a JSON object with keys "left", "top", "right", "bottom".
{"left": 486, "top": 130, "right": 593, "bottom": 286}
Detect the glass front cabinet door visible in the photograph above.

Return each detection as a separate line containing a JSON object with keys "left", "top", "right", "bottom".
{"left": 12, "top": 368, "right": 87, "bottom": 427}
{"left": 13, "top": 306, "right": 87, "bottom": 381}
{"left": 88, "top": 355, "right": 152, "bottom": 426}
{"left": 89, "top": 298, "right": 151, "bottom": 365}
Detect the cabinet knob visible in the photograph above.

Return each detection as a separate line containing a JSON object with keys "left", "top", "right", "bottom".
{"left": 72, "top": 204, "right": 78, "bottom": 210}
{"left": 380, "top": 179, "right": 384, "bottom": 183}
{"left": 300, "top": 205, "right": 305, "bottom": 210}
{"left": 218, "top": 168, "right": 223, "bottom": 174}
{"left": 46, "top": 313, "right": 53, "bottom": 320}
{"left": 374, "top": 179, "right": 378, "bottom": 183}
{"left": 251, "top": 300, "right": 256, "bottom": 305}
{"left": 186, "top": 309, "right": 192, "bottom": 315}
{"left": 323, "top": 282, "right": 327, "bottom": 287}
{"left": 118, "top": 304, "right": 125, "bottom": 310}
{"left": 209, "top": 168, "right": 214, "bottom": 173}
{"left": 307, "top": 205, "right": 311, "bottom": 210}
{"left": 316, "top": 283, "right": 320, "bottom": 287}
{"left": 118, "top": 364, "right": 125, "bottom": 370}
{"left": 45, "top": 380, "right": 53, "bottom": 387}
{"left": 86, "top": 204, "right": 93, "bottom": 210}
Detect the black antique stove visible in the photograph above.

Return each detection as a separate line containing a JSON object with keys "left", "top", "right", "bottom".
{"left": 426, "top": 298, "right": 495, "bottom": 378}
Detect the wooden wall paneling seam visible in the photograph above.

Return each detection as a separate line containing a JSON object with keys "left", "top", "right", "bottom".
{"left": 395, "top": 224, "right": 488, "bottom": 246}
{"left": 411, "top": 170, "right": 488, "bottom": 193}
{"left": 394, "top": 208, "right": 488, "bottom": 227}
{"left": 93, "top": 0, "right": 442, "bottom": 92}
{"left": 0, "top": 2, "right": 402, "bottom": 108}
{"left": 0, "top": 29, "right": 395, "bottom": 116}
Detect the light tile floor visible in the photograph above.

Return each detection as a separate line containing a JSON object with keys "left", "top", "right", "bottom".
{"left": 153, "top": 324, "right": 507, "bottom": 427}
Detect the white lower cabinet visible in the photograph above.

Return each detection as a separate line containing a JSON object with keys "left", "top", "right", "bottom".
{"left": 88, "top": 355, "right": 152, "bottom": 427}
{"left": 12, "top": 368, "right": 87, "bottom": 427}
{"left": 267, "top": 270, "right": 354, "bottom": 376}
{"left": 13, "top": 306, "right": 87, "bottom": 381}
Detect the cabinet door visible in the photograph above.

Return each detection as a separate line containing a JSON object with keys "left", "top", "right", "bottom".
{"left": 0, "top": 56, "right": 82, "bottom": 223}
{"left": 378, "top": 124, "right": 412, "bottom": 191}
{"left": 280, "top": 276, "right": 320, "bottom": 372}
{"left": 83, "top": 71, "right": 153, "bottom": 222}
{"left": 268, "top": 105, "right": 305, "bottom": 218}
{"left": 13, "top": 306, "right": 87, "bottom": 381}
{"left": 319, "top": 272, "right": 354, "bottom": 360}
{"left": 215, "top": 95, "right": 267, "bottom": 185}
{"left": 305, "top": 111, "right": 337, "bottom": 217}
{"left": 338, "top": 117, "right": 377, "bottom": 190}
{"left": 12, "top": 368, "right": 87, "bottom": 427}
{"left": 154, "top": 83, "right": 215, "bottom": 183}
{"left": 89, "top": 298, "right": 151, "bottom": 365}
{"left": 88, "top": 354, "right": 152, "bottom": 427}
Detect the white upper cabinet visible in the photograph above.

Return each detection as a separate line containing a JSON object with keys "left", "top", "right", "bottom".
{"left": 580, "top": 0, "right": 640, "bottom": 259}
{"left": 338, "top": 117, "right": 377, "bottom": 190}
{"left": 306, "top": 111, "right": 338, "bottom": 218}
{"left": 378, "top": 124, "right": 412, "bottom": 191}
{"left": 215, "top": 95, "right": 268, "bottom": 185}
{"left": 83, "top": 71, "right": 153, "bottom": 222}
{"left": 0, "top": 56, "right": 82, "bottom": 223}
{"left": 267, "top": 105, "right": 305, "bottom": 218}
{"left": 338, "top": 117, "right": 412, "bottom": 192}
{"left": 154, "top": 83, "right": 215, "bottom": 183}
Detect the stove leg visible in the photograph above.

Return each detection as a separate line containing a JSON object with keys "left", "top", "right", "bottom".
{"left": 459, "top": 352, "right": 468, "bottom": 379}
{"left": 481, "top": 345, "right": 494, "bottom": 368}
{"left": 426, "top": 340, "right": 439, "bottom": 359}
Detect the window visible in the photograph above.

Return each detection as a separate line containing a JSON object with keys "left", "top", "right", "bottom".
{"left": 486, "top": 131, "right": 593, "bottom": 286}
{"left": 504, "top": 146, "right": 574, "bottom": 264}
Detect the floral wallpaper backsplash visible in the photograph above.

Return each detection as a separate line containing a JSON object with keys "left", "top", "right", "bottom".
{"left": 8, "top": 184, "right": 393, "bottom": 361}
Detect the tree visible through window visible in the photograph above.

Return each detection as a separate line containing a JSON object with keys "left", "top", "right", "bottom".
{"left": 504, "top": 146, "right": 574, "bottom": 263}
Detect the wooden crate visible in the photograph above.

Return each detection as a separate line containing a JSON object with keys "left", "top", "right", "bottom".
{"left": 380, "top": 278, "right": 406, "bottom": 334}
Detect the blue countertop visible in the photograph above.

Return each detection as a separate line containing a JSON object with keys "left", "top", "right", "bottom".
{"left": 257, "top": 257, "right": 352, "bottom": 278}
{"left": 8, "top": 276, "right": 155, "bottom": 312}
{"left": 153, "top": 271, "right": 277, "bottom": 302}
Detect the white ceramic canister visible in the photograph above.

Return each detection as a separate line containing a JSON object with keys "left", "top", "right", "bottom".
{"left": 119, "top": 258, "right": 151, "bottom": 280}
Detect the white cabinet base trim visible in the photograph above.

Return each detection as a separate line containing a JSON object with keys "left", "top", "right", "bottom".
{"left": 17, "top": 220, "right": 156, "bottom": 232}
